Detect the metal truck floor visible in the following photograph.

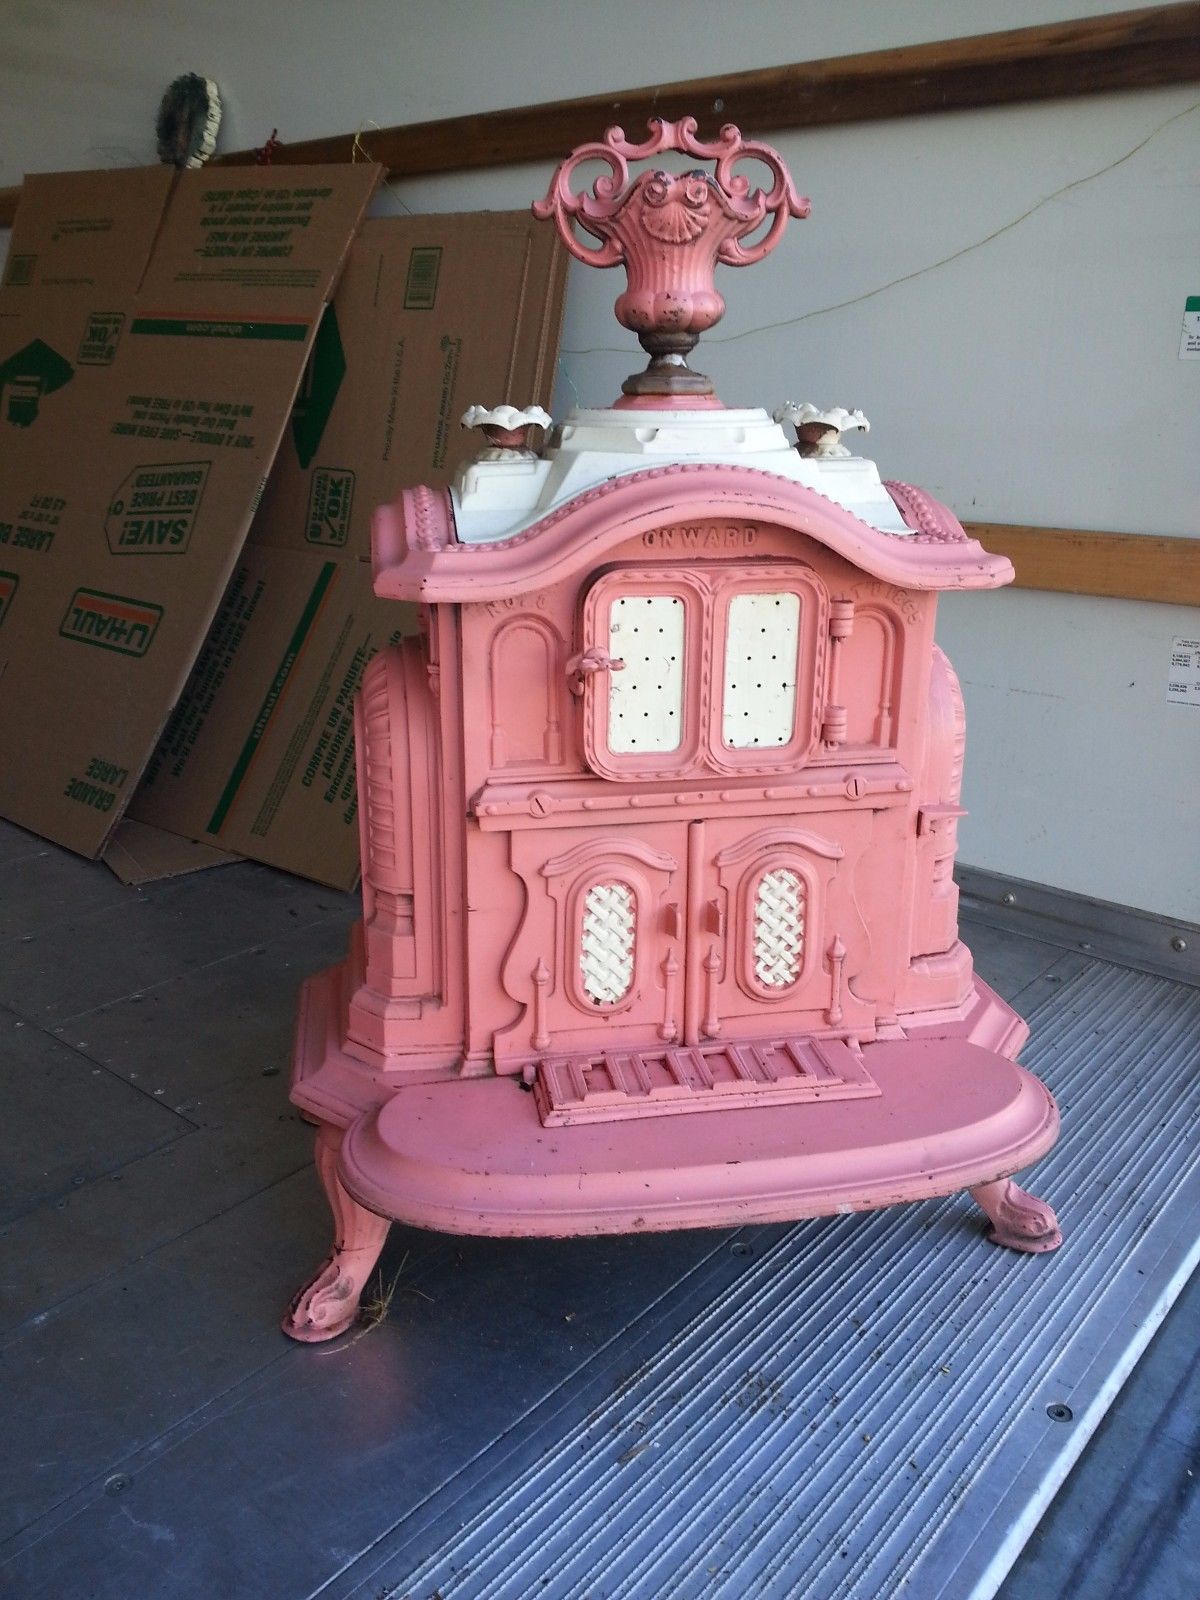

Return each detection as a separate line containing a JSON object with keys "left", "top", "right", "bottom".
{"left": 0, "top": 817, "right": 1196, "bottom": 1600}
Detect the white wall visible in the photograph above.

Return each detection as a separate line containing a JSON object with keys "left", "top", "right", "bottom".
{"left": 3, "top": 1, "right": 1197, "bottom": 919}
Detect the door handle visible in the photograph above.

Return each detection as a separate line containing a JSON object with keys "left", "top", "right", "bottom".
{"left": 705, "top": 897, "right": 725, "bottom": 936}
{"left": 566, "top": 647, "right": 626, "bottom": 696}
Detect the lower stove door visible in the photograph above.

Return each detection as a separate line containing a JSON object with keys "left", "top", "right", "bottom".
{"left": 337, "top": 1034, "right": 1058, "bottom": 1239}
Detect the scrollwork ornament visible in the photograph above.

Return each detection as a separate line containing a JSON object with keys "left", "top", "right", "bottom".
{"left": 533, "top": 118, "right": 810, "bottom": 395}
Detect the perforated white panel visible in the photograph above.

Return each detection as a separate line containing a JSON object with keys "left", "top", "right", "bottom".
{"left": 722, "top": 592, "right": 800, "bottom": 748}
{"left": 607, "top": 594, "right": 685, "bottom": 753}
{"left": 580, "top": 881, "right": 636, "bottom": 1004}
{"left": 752, "top": 868, "right": 806, "bottom": 988}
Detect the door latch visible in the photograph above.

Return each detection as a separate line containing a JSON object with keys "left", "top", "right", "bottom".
{"left": 566, "top": 647, "right": 626, "bottom": 696}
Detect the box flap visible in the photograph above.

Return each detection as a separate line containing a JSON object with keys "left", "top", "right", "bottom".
{"left": 102, "top": 817, "right": 240, "bottom": 884}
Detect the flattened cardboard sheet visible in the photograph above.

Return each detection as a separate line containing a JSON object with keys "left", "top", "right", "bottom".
{"left": 0, "top": 162, "right": 382, "bottom": 858}
{"left": 130, "top": 211, "right": 567, "bottom": 888}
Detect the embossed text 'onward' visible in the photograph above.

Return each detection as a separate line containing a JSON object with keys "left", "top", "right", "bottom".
{"left": 641, "top": 524, "right": 758, "bottom": 551}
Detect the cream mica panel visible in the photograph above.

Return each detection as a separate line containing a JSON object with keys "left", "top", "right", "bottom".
{"left": 722, "top": 592, "right": 800, "bottom": 748}
{"left": 607, "top": 593, "right": 686, "bottom": 754}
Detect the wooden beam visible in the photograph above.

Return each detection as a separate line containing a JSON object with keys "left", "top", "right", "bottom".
{"left": 3, "top": 4, "right": 1197, "bottom": 230}
{"left": 965, "top": 523, "right": 1200, "bottom": 606}
{"left": 213, "top": 3, "right": 1200, "bottom": 177}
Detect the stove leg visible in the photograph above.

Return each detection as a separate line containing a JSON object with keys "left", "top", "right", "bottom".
{"left": 282, "top": 1124, "right": 391, "bottom": 1343}
{"left": 970, "top": 1177, "right": 1062, "bottom": 1254}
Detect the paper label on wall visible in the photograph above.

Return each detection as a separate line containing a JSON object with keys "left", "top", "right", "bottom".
{"left": 1166, "top": 637, "right": 1200, "bottom": 706}
{"left": 1180, "top": 296, "right": 1200, "bottom": 360}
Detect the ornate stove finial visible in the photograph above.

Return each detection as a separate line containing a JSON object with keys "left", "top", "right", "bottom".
{"left": 533, "top": 117, "right": 809, "bottom": 398}
{"left": 461, "top": 403, "right": 553, "bottom": 460}
{"left": 775, "top": 402, "right": 871, "bottom": 459}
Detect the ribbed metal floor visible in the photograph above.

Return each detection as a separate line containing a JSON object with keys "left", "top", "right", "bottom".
{"left": 373, "top": 961, "right": 1200, "bottom": 1600}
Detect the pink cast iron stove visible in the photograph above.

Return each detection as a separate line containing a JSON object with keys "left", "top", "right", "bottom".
{"left": 282, "top": 119, "right": 1061, "bottom": 1343}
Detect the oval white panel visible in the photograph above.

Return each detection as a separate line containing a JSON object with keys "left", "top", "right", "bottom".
{"left": 752, "top": 867, "right": 806, "bottom": 988}
{"left": 580, "top": 881, "right": 636, "bottom": 1005}
{"left": 722, "top": 591, "right": 800, "bottom": 748}
{"left": 607, "top": 594, "right": 685, "bottom": 753}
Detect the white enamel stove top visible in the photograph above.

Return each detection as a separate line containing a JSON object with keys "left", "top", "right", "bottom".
{"left": 450, "top": 405, "right": 912, "bottom": 544}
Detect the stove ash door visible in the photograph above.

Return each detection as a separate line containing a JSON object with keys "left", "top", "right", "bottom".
{"left": 692, "top": 811, "right": 877, "bottom": 1044}
{"left": 503, "top": 822, "right": 691, "bottom": 1061}
{"left": 503, "top": 806, "right": 877, "bottom": 1066}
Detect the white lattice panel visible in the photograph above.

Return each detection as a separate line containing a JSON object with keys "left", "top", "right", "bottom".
{"left": 753, "top": 868, "right": 806, "bottom": 987}
{"left": 722, "top": 591, "right": 800, "bottom": 748}
{"left": 607, "top": 594, "right": 685, "bottom": 753}
{"left": 580, "top": 881, "right": 636, "bottom": 1004}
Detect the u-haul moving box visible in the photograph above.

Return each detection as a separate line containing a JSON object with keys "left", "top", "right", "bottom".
{"left": 0, "top": 162, "right": 383, "bottom": 863}
{"left": 128, "top": 210, "right": 567, "bottom": 888}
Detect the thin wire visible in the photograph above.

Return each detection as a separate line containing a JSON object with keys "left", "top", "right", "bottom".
{"left": 350, "top": 119, "right": 381, "bottom": 163}
{"left": 555, "top": 358, "right": 582, "bottom": 409}
{"left": 561, "top": 98, "right": 1200, "bottom": 359}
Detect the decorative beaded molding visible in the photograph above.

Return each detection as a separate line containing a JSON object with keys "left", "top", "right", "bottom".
{"left": 378, "top": 464, "right": 1013, "bottom": 603}
{"left": 883, "top": 480, "right": 969, "bottom": 545}
{"left": 436, "top": 466, "right": 960, "bottom": 554}
{"left": 442, "top": 464, "right": 732, "bottom": 553}
{"left": 752, "top": 867, "right": 807, "bottom": 988}
{"left": 579, "top": 882, "right": 636, "bottom": 1005}
{"left": 408, "top": 485, "right": 449, "bottom": 552}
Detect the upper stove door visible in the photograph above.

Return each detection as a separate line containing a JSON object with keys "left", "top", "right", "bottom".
{"left": 581, "top": 559, "right": 828, "bottom": 782}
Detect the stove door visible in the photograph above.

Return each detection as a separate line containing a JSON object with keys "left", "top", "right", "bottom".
{"left": 503, "top": 822, "right": 690, "bottom": 1061}
{"left": 688, "top": 812, "right": 877, "bottom": 1043}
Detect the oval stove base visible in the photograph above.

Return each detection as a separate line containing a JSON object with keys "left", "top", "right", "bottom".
{"left": 338, "top": 1038, "right": 1058, "bottom": 1239}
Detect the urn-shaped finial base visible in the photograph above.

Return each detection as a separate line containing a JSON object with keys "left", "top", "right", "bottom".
{"left": 533, "top": 118, "right": 809, "bottom": 399}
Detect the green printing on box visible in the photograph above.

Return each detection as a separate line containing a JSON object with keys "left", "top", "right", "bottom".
{"left": 206, "top": 560, "right": 339, "bottom": 834}
{"left": 58, "top": 588, "right": 163, "bottom": 657}
{"left": 404, "top": 246, "right": 442, "bottom": 310}
{"left": 292, "top": 306, "right": 346, "bottom": 469}
{"left": 305, "top": 468, "right": 355, "bottom": 545}
{"left": 3, "top": 255, "right": 35, "bottom": 288}
{"left": 0, "top": 338, "right": 75, "bottom": 428}
{"left": 105, "top": 461, "right": 212, "bottom": 555}
{"left": 131, "top": 316, "right": 310, "bottom": 341}
{"left": 77, "top": 312, "right": 125, "bottom": 367}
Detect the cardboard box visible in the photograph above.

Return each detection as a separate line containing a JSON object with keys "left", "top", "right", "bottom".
{"left": 102, "top": 817, "right": 238, "bottom": 884}
{"left": 127, "top": 211, "right": 567, "bottom": 888}
{"left": 0, "top": 162, "right": 382, "bottom": 859}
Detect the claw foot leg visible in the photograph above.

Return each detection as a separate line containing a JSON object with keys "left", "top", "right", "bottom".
{"left": 970, "top": 1177, "right": 1062, "bottom": 1254}
{"left": 282, "top": 1124, "right": 391, "bottom": 1343}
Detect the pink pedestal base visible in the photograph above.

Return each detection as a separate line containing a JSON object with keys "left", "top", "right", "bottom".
{"left": 282, "top": 968, "right": 1061, "bottom": 1341}
{"left": 340, "top": 1042, "right": 1057, "bottom": 1237}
